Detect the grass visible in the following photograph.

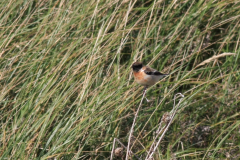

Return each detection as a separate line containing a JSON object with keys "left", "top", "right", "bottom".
{"left": 1, "top": 0, "right": 240, "bottom": 159}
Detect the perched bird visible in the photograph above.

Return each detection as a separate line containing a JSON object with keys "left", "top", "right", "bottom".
{"left": 132, "top": 62, "right": 168, "bottom": 101}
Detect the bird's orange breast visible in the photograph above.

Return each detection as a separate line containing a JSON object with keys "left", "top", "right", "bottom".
{"left": 133, "top": 70, "right": 154, "bottom": 86}
{"left": 133, "top": 71, "right": 144, "bottom": 80}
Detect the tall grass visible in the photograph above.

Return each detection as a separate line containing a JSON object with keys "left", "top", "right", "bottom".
{"left": 0, "top": 0, "right": 240, "bottom": 159}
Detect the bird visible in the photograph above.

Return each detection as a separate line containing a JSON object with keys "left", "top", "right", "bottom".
{"left": 132, "top": 62, "right": 168, "bottom": 102}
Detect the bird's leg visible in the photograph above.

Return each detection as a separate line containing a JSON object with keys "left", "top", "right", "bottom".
{"left": 143, "top": 86, "right": 150, "bottom": 102}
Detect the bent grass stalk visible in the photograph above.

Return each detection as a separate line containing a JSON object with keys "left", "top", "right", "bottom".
{"left": 124, "top": 91, "right": 184, "bottom": 160}
{"left": 125, "top": 88, "right": 147, "bottom": 160}
{"left": 146, "top": 93, "right": 184, "bottom": 160}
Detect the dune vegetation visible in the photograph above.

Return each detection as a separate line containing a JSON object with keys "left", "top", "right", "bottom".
{"left": 1, "top": 0, "right": 240, "bottom": 159}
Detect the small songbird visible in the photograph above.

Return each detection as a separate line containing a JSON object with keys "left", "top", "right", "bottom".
{"left": 132, "top": 62, "right": 168, "bottom": 101}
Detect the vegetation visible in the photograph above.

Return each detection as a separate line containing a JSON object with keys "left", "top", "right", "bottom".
{"left": 1, "top": 0, "right": 240, "bottom": 159}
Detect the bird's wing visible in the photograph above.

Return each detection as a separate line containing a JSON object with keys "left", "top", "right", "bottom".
{"left": 144, "top": 66, "right": 166, "bottom": 75}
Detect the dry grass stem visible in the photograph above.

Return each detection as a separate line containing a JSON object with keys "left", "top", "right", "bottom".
{"left": 125, "top": 89, "right": 147, "bottom": 160}
{"left": 196, "top": 53, "right": 236, "bottom": 68}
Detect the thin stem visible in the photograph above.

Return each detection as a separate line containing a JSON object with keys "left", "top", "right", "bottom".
{"left": 110, "top": 138, "right": 116, "bottom": 160}
{"left": 125, "top": 88, "right": 147, "bottom": 160}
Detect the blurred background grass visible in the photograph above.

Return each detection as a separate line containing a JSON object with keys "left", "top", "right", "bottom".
{"left": 0, "top": 0, "right": 240, "bottom": 159}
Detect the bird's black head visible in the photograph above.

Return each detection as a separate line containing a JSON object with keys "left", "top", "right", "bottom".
{"left": 132, "top": 62, "right": 143, "bottom": 72}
